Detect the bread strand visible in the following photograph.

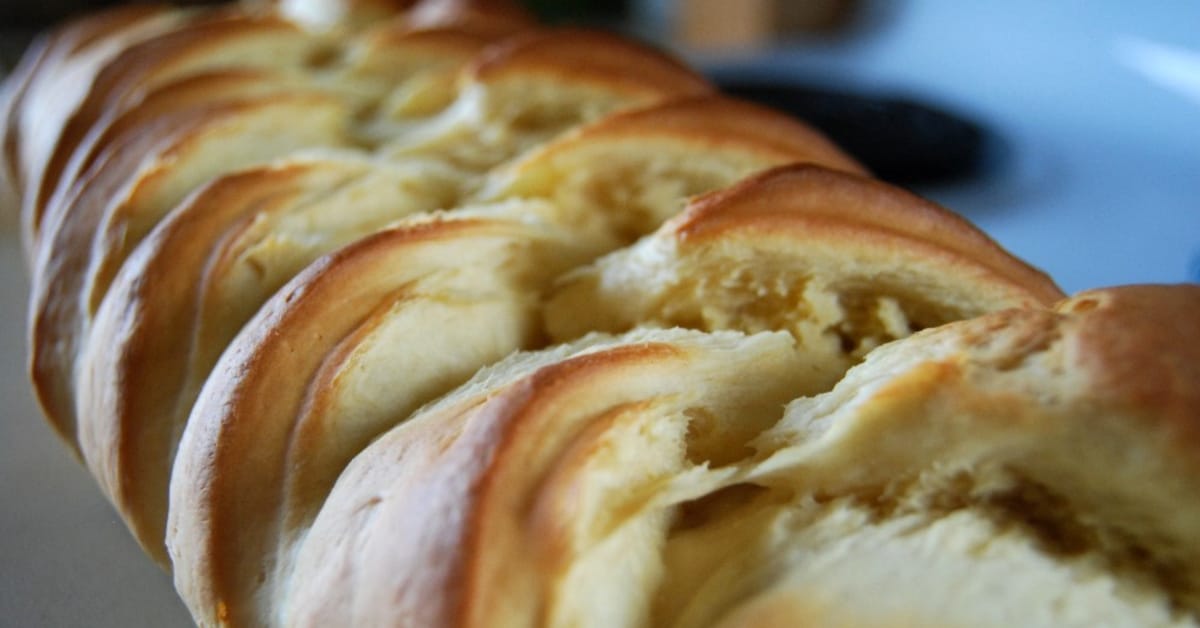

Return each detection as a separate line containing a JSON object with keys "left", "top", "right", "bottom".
{"left": 63, "top": 22, "right": 720, "bottom": 579}
{"left": 278, "top": 284, "right": 1200, "bottom": 627}
{"left": 25, "top": 2, "right": 535, "bottom": 454}
{"left": 84, "top": 89, "right": 864, "bottom": 570}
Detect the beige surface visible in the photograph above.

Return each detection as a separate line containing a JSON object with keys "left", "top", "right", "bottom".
{"left": 0, "top": 232, "right": 191, "bottom": 626}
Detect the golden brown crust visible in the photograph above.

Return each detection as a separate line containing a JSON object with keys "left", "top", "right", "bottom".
{"left": 78, "top": 161, "right": 338, "bottom": 563}
{"left": 27, "top": 13, "right": 314, "bottom": 239}
{"left": 1, "top": 4, "right": 173, "bottom": 197}
{"left": 39, "top": 70, "right": 299, "bottom": 248}
{"left": 675, "top": 165, "right": 1065, "bottom": 306}
{"left": 43, "top": 24, "right": 727, "bottom": 622}
{"left": 32, "top": 19, "right": 514, "bottom": 238}
{"left": 65, "top": 20, "right": 547, "bottom": 570}
{"left": 279, "top": 281, "right": 1200, "bottom": 626}
{"left": 86, "top": 92, "right": 348, "bottom": 310}
{"left": 500, "top": 95, "right": 867, "bottom": 193}
{"left": 468, "top": 29, "right": 712, "bottom": 99}
{"left": 10, "top": 6, "right": 187, "bottom": 252}
{"left": 539, "top": 163, "right": 1065, "bottom": 395}
{"left": 746, "top": 284, "right": 1200, "bottom": 619}
{"left": 10, "top": 2, "right": 1198, "bottom": 626}
{"left": 132, "top": 82, "right": 863, "bottom": 628}
{"left": 535, "top": 95, "right": 867, "bottom": 173}
{"left": 1055, "top": 284, "right": 1200, "bottom": 441}
{"left": 31, "top": 105, "right": 213, "bottom": 449}
{"left": 354, "top": 22, "right": 507, "bottom": 63}
{"left": 61, "top": 21, "right": 721, "bottom": 589}
{"left": 460, "top": 345, "right": 686, "bottom": 628}
{"left": 32, "top": 93, "right": 348, "bottom": 452}
{"left": 171, "top": 214, "right": 570, "bottom": 627}
{"left": 281, "top": 332, "right": 796, "bottom": 627}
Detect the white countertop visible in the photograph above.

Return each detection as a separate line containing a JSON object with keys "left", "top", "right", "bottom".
{"left": 0, "top": 234, "right": 193, "bottom": 626}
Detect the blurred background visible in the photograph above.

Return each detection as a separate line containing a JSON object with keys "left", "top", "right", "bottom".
{"left": 1, "top": 1, "right": 1198, "bottom": 626}
{"left": 544, "top": 0, "right": 1200, "bottom": 293}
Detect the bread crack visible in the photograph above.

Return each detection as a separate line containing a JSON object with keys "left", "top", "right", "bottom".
{"left": 978, "top": 476, "right": 1198, "bottom": 619}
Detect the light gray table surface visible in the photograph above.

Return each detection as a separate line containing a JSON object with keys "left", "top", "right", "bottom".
{"left": 0, "top": 234, "right": 193, "bottom": 627}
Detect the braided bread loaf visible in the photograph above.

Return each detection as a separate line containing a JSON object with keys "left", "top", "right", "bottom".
{"left": 4, "top": 1, "right": 1198, "bottom": 627}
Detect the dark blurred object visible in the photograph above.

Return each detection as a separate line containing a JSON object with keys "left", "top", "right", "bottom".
{"left": 0, "top": 32, "right": 35, "bottom": 73}
{"left": 0, "top": 1, "right": 225, "bottom": 72}
{"left": 522, "top": 0, "right": 628, "bottom": 25}
{"left": 717, "top": 78, "right": 991, "bottom": 186}
{"left": 0, "top": 0, "right": 224, "bottom": 29}
{"left": 0, "top": 0, "right": 120, "bottom": 29}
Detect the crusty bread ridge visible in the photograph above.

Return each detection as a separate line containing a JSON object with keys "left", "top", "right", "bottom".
{"left": 284, "top": 285, "right": 1200, "bottom": 628}
{"left": 5, "top": 1, "right": 1197, "bottom": 627}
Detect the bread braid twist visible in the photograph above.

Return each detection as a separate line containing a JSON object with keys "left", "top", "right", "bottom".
{"left": 5, "top": 1, "right": 1196, "bottom": 627}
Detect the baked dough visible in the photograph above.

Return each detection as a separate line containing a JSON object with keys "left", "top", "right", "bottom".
{"left": 5, "top": 1, "right": 1195, "bottom": 627}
